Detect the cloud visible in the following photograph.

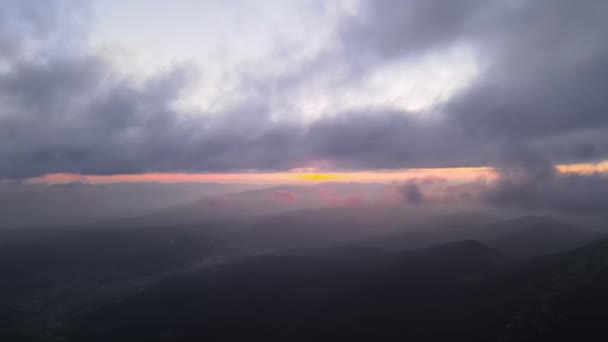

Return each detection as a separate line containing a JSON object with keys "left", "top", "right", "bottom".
{"left": 397, "top": 181, "right": 425, "bottom": 204}
{"left": 272, "top": 190, "right": 299, "bottom": 203}
{"left": 338, "top": 0, "right": 490, "bottom": 68}
{"left": 336, "top": 0, "right": 608, "bottom": 167}
{"left": 387, "top": 167, "right": 608, "bottom": 213}
{"left": 447, "top": 1, "right": 608, "bottom": 158}
{"left": 2, "top": 0, "right": 608, "bottom": 181}
{"left": 0, "top": 0, "right": 88, "bottom": 61}
{"left": 343, "top": 194, "right": 368, "bottom": 207}
{"left": 482, "top": 155, "right": 608, "bottom": 213}
{"left": 315, "top": 186, "right": 370, "bottom": 207}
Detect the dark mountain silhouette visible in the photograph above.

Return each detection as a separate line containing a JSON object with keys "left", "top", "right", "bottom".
{"left": 397, "top": 240, "right": 512, "bottom": 274}
{"left": 271, "top": 245, "right": 395, "bottom": 262}
{"left": 366, "top": 215, "right": 600, "bottom": 258}
{"left": 478, "top": 216, "right": 599, "bottom": 258}
{"left": 356, "top": 211, "right": 504, "bottom": 251}
{"left": 0, "top": 224, "right": 233, "bottom": 338}
{"left": 2, "top": 212, "right": 607, "bottom": 341}
{"left": 357, "top": 230, "right": 443, "bottom": 251}
{"left": 496, "top": 238, "right": 608, "bottom": 341}
{"left": 66, "top": 241, "right": 511, "bottom": 341}
{"left": 229, "top": 206, "right": 389, "bottom": 250}
{"left": 65, "top": 236, "right": 608, "bottom": 342}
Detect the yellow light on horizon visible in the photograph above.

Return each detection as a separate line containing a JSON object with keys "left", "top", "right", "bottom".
{"left": 556, "top": 161, "right": 608, "bottom": 174}
{"left": 22, "top": 160, "right": 608, "bottom": 185}
{"left": 295, "top": 173, "right": 343, "bottom": 181}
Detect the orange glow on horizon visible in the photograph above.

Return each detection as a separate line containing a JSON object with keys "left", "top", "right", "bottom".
{"left": 556, "top": 160, "right": 608, "bottom": 174}
{"left": 24, "top": 160, "right": 608, "bottom": 185}
{"left": 26, "top": 167, "right": 498, "bottom": 185}
{"left": 296, "top": 173, "right": 344, "bottom": 181}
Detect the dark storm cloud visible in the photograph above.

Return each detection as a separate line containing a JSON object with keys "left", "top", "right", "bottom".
{"left": 483, "top": 160, "right": 608, "bottom": 213}
{"left": 305, "top": 110, "right": 488, "bottom": 169}
{"left": 0, "top": 2, "right": 480, "bottom": 178}
{"left": 417, "top": 146, "right": 608, "bottom": 212}
{"left": 0, "top": 0, "right": 301, "bottom": 177}
{"left": 336, "top": 0, "right": 608, "bottom": 166}
{"left": 398, "top": 181, "right": 425, "bottom": 204}
{"left": 2, "top": 0, "right": 608, "bottom": 180}
{"left": 446, "top": 0, "right": 608, "bottom": 164}
{"left": 338, "top": 0, "right": 490, "bottom": 67}
{"left": 0, "top": 0, "right": 87, "bottom": 60}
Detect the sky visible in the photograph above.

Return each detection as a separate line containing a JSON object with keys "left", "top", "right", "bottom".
{"left": 2, "top": 0, "right": 608, "bottom": 212}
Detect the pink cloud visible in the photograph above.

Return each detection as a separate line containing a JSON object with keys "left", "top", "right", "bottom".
{"left": 316, "top": 186, "right": 369, "bottom": 207}
{"left": 272, "top": 190, "right": 299, "bottom": 203}
{"left": 343, "top": 194, "right": 368, "bottom": 207}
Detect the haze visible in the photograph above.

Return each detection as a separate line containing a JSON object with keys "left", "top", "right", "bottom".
{"left": 2, "top": 1, "right": 608, "bottom": 341}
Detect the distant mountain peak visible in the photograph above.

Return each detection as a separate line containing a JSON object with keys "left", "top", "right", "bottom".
{"left": 397, "top": 240, "right": 512, "bottom": 272}
{"left": 481, "top": 216, "right": 597, "bottom": 258}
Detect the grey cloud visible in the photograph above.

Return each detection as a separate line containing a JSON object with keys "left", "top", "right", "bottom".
{"left": 305, "top": 109, "right": 486, "bottom": 170}
{"left": 443, "top": 0, "right": 608, "bottom": 164}
{"left": 0, "top": 0, "right": 88, "bottom": 61}
{"left": 398, "top": 181, "right": 425, "bottom": 204}
{"left": 444, "top": 147, "right": 608, "bottom": 212}
{"left": 484, "top": 163, "right": 608, "bottom": 213}
{"left": 339, "top": 0, "right": 492, "bottom": 67}
{"left": 390, "top": 161, "right": 608, "bottom": 213}
{"left": 2, "top": 0, "right": 608, "bottom": 179}
{"left": 337, "top": 0, "right": 608, "bottom": 166}
{"left": 0, "top": 0, "right": 483, "bottom": 178}
{"left": 0, "top": 57, "right": 195, "bottom": 177}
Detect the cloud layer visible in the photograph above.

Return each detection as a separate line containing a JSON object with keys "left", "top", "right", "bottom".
{"left": 2, "top": 0, "right": 608, "bottom": 181}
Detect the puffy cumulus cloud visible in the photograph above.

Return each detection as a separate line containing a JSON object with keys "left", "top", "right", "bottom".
{"left": 2, "top": 0, "right": 608, "bottom": 181}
